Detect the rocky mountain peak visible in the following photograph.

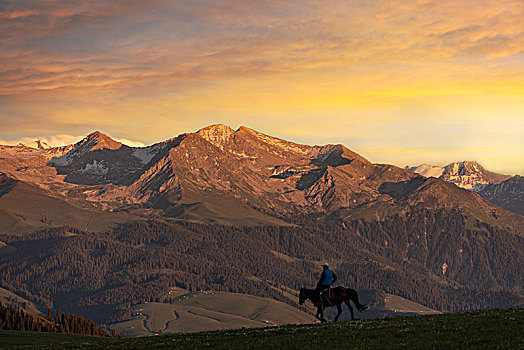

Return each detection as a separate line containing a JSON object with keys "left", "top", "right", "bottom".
{"left": 196, "top": 124, "right": 235, "bottom": 148}
{"left": 443, "top": 161, "right": 481, "bottom": 175}
{"left": 409, "top": 160, "right": 511, "bottom": 191}
{"left": 80, "top": 131, "right": 122, "bottom": 151}
{"left": 441, "top": 160, "right": 510, "bottom": 189}
{"left": 48, "top": 131, "right": 123, "bottom": 168}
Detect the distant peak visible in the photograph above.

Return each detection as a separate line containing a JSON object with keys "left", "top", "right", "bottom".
{"left": 20, "top": 140, "right": 51, "bottom": 150}
{"left": 86, "top": 131, "right": 109, "bottom": 139}
{"left": 78, "top": 131, "right": 122, "bottom": 151}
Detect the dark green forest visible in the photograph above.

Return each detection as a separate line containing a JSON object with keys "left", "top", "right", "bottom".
{"left": 0, "top": 207, "right": 523, "bottom": 324}
{"left": 0, "top": 302, "right": 115, "bottom": 337}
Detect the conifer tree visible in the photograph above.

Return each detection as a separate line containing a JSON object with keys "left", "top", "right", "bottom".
{"left": 54, "top": 310, "right": 61, "bottom": 324}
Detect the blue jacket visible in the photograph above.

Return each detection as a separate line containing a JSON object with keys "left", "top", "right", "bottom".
{"left": 318, "top": 268, "right": 337, "bottom": 286}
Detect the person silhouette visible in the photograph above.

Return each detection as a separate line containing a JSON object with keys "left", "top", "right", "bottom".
{"left": 315, "top": 262, "right": 337, "bottom": 305}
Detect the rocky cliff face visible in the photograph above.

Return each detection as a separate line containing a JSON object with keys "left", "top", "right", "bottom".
{"left": 440, "top": 161, "right": 511, "bottom": 190}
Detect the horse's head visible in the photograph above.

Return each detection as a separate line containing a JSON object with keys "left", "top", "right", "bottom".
{"left": 298, "top": 288, "right": 306, "bottom": 305}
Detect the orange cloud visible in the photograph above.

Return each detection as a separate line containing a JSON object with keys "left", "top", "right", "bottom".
{"left": 0, "top": 0, "right": 522, "bottom": 173}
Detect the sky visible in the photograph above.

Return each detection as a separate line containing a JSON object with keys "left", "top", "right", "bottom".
{"left": 0, "top": 0, "right": 523, "bottom": 174}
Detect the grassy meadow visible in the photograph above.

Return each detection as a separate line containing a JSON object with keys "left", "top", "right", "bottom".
{"left": 1, "top": 308, "right": 522, "bottom": 349}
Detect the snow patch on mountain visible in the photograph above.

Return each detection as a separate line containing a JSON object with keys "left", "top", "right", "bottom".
{"left": 79, "top": 160, "right": 108, "bottom": 175}
{"left": 409, "top": 164, "right": 445, "bottom": 178}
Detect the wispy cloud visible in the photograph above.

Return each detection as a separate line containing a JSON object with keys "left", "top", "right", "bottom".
{"left": 2, "top": 0, "right": 522, "bottom": 96}
{"left": 0, "top": 134, "right": 145, "bottom": 148}
{"left": 0, "top": 134, "right": 84, "bottom": 147}
{"left": 114, "top": 138, "right": 145, "bottom": 147}
{"left": 0, "top": 0, "right": 522, "bottom": 173}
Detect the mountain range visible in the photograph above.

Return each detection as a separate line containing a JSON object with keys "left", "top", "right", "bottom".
{"left": 1, "top": 125, "right": 522, "bottom": 229}
{"left": 408, "top": 161, "right": 522, "bottom": 215}
{"left": 0, "top": 125, "right": 523, "bottom": 332}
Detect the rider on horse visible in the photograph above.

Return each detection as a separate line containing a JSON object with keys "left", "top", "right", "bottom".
{"left": 315, "top": 262, "right": 337, "bottom": 303}
{"left": 299, "top": 263, "right": 367, "bottom": 322}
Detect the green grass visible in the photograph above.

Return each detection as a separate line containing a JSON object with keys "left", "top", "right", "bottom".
{"left": 2, "top": 308, "right": 523, "bottom": 349}
{"left": 0, "top": 330, "right": 110, "bottom": 349}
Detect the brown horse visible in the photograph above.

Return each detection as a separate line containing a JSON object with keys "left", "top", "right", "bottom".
{"left": 299, "top": 287, "right": 367, "bottom": 322}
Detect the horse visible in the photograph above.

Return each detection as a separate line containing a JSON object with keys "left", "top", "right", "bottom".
{"left": 298, "top": 287, "right": 368, "bottom": 322}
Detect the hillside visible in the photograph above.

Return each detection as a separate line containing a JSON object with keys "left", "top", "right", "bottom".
{"left": 324, "top": 292, "right": 440, "bottom": 322}
{"left": 0, "top": 302, "right": 112, "bottom": 337}
{"left": 111, "top": 291, "right": 315, "bottom": 337}
{"left": 112, "top": 290, "right": 438, "bottom": 337}
{"left": 0, "top": 287, "right": 41, "bottom": 315}
{"left": 477, "top": 175, "right": 524, "bottom": 216}
{"left": 408, "top": 162, "right": 522, "bottom": 216}
{"left": 0, "top": 173, "right": 139, "bottom": 234}
{"left": 1, "top": 219, "right": 523, "bottom": 328}
{"left": 1, "top": 308, "right": 523, "bottom": 349}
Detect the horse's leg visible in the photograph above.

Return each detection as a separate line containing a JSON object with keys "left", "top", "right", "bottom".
{"left": 333, "top": 303, "right": 342, "bottom": 322}
{"left": 344, "top": 300, "right": 355, "bottom": 321}
{"left": 318, "top": 307, "right": 327, "bottom": 323}
{"left": 315, "top": 307, "right": 324, "bottom": 322}
{"left": 315, "top": 308, "right": 321, "bottom": 321}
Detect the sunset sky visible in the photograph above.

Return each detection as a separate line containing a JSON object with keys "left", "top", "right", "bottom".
{"left": 1, "top": 0, "right": 523, "bottom": 174}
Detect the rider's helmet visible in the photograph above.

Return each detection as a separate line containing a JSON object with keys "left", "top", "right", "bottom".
{"left": 321, "top": 262, "right": 329, "bottom": 267}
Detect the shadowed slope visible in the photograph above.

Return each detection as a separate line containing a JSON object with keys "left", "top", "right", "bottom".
{"left": 0, "top": 173, "right": 136, "bottom": 234}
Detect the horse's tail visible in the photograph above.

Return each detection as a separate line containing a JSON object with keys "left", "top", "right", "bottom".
{"left": 347, "top": 288, "right": 368, "bottom": 312}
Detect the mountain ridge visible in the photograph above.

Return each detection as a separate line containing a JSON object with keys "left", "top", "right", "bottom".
{"left": 0, "top": 125, "right": 522, "bottom": 231}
